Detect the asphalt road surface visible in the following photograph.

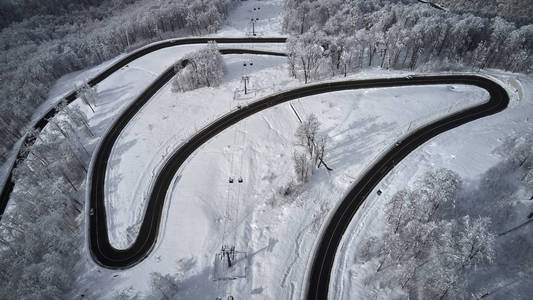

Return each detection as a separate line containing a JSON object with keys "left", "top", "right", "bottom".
{"left": 0, "top": 37, "right": 286, "bottom": 219}
{"left": 88, "top": 71, "right": 509, "bottom": 280}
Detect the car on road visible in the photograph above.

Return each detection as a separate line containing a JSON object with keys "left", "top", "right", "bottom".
{"left": 89, "top": 208, "right": 94, "bottom": 216}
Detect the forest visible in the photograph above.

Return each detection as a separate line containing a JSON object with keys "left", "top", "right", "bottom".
{"left": 0, "top": 0, "right": 238, "bottom": 165}
{"left": 437, "top": 0, "right": 533, "bottom": 26}
{"left": 283, "top": 0, "right": 533, "bottom": 83}
{"left": 357, "top": 132, "right": 533, "bottom": 298}
{"left": 0, "top": 98, "right": 93, "bottom": 298}
{"left": 0, "top": 0, "right": 111, "bottom": 29}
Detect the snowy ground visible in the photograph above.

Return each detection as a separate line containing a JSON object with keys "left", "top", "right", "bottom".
{"left": 19, "top": 0, "right": 532, "bottom": 298}
{"left": 220, "top": 0, "right": 283, "bottom": 37}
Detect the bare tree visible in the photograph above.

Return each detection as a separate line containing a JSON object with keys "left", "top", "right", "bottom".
{"left": 292, "top": 114, "right": 330, "bottom": 183}
{"left": 76, "top": 83, "right": 97, "bottom": 112}
{"left": 293, "top": 150, "right": 312, "bottom": 183}
{"left": 295, "top": 114, "right": 320, "bottom": 158}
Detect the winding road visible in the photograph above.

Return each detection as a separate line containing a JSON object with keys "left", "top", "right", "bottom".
{"left": 89, "top": 58, "right": 509, "bottom": 297}
{"left": 0, "top": 37, "right": 286, "bottom": 218}
{"left": 304, "top": 76, "right": 509, "bottom": 299}
{"left": 0, "top": 36, "right": 509, "bottom": 299}
{"left": 89, "top": 48, "right": 286, "bottom": 267}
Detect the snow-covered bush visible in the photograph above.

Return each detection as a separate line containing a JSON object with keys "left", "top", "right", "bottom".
{"left": 278, "top": 180, "right": 296, "bottom": 197}
{"left": 112, "top": 272, "right": 179, "bottom": 300}
{"left": 148, "top": 272, "right": 180, "bottom": 299}
{"left": 171, "top": 42, "right": 224, "bottom": 92}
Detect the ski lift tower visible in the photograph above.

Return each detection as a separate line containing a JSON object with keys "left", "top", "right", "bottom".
{"left": 248, "top": 6, "right": 260, "bottom": 36}
{"left": 213, "top": 245, "right": 247, "bottom": 281}
{"left": 241, "top": 76, "right": 250, "bottom": 95}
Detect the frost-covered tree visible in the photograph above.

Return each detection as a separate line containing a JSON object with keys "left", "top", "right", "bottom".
{"left": 57, "top": 100, "right": 94, "bottom": 137}
{"left": 422, "top": 216, "right": 495, "bottom": 299}
{"left": 172, "top": 42, "right": 224, "bottom": 92}
{"left": 360, "top": 169, "right": 494, "bottom": 298}
{"left": 508, "top": 136, "right": 533, "bottom": 199}
{"left": 282, "top": 0, "right": 533, "bottom": 82}
{"left": 293, "top": 150, "right": 313, "bottom": 183}
{"left": 292, "top": 113, "right": 329, "bottom": 183}
{"left": 295, "top": 114, "right": 320, "bottom": 155}
{"left": 287, "top": 32, "right": 327, "bottom": 83}
{"left": 76, "top": 83, "right": 98, "bottom": 112}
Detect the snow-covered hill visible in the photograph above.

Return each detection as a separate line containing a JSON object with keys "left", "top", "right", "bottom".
{"left": 2, "top": 0, "right": 531, "bottom": 298}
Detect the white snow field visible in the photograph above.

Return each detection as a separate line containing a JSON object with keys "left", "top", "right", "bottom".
{"left": 23, "top": 0, "right": 531, "bottom": 298}
{"left": 221, "top": 0, "right": 283, "bottom": 36}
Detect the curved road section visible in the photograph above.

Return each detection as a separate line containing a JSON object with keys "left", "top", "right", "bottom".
{"left": 89, "top": 49, "right": 287, "bottom": 267}
{"left": 89, "top": 72, "right": 509, "bottom": 274}
{"left": 0, "top": 37, "right": 286, "bottom": 218}
{"left": 305, "top": 76, "right": 509, "bottom": 299}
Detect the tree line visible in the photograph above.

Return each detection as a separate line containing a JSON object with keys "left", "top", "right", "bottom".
{"left": 0, "top": 101, "right": 93, "bottom": 298}
{"left": 437, "top": 0, "right": 533, "bottom": 26}
{"left": 283, "top": 0, "right": 533, "bottom": 83}
{"left": 0, "top": 0, "right": 111, "bottom": 29}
